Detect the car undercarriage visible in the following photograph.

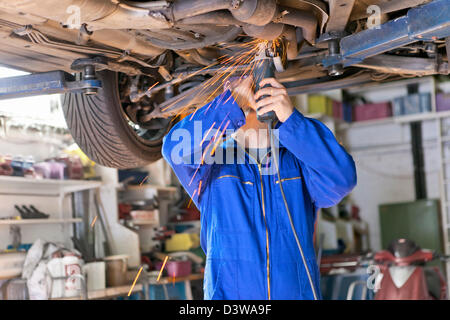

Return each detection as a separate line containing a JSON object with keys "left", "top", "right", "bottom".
{"left": 0, "top": 0, "right": 448, "bottom": 168}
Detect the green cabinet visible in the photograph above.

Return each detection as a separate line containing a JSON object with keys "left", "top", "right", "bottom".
{"left": 379, "top": 199, "right": 443, "bottom": 254}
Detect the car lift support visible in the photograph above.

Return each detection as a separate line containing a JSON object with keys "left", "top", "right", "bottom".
{"left": 0, "top": 58, "right": 105, "bottom": 100}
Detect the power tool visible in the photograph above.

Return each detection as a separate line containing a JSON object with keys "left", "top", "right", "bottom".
{"left": 253, "top": 42, "right": 278, "bottom": 123}
{"left": 252, "top": 41, "right": 319, "bottom": 300}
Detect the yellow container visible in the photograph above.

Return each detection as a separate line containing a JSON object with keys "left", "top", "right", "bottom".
{"left": 165, "top": 233, "right": 200, "bottom": 252}
{"left": 308, "top": 95, "right": 333, "bottom": 116}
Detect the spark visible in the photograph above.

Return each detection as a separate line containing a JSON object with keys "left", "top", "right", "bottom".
{"left": 187, "top": 188, "right": 198, "bottom": 208}
{"left": 197, "top": 180, "right": 203, "bottom": 196}
{"left": 210, "top": 120, "right": 230, "bottom": 156}
{"left": 90, "top": 215, "right": 98, "bottom": 228}
{"left": 128, "top": 266, "right": 143, "bottom": 296}
{"left": 139, "top": 175, "right": 149, "bottom": 186}
{"left": 200, "top": 121, "right": 216, "bottom": 146}
{"left": 157, "top": 256, "right": 170, "bottom": 282}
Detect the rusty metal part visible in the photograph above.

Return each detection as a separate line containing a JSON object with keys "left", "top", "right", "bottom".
{"left": 171, "top": 0, "right": 230, "bottom": 21}
{"left": 137, "top": 26, "right": 242, "bottom": 50}
{"left": 281, "top": 25, "right": 299, "bottom": 60}
{"left": 243, "top": 23, "right": 285, "bottom": 40}
{"left": 230, "top": 0, "right": 277, "bottom": 26}
{"left": 354, "top": 54, "right": 449, "bottom": 76}
{"left": 325, "top": 0, "right": 356, "bottom": 32}
{"left": 273, "top": 6, "right": 318, "bottom": 44}
{"left": 176, "top": 49, "right": 216, "bottom": 66}
{"left": 177, "top": 11, "right": 242, "bottom": 26}
{"left": 0, "top": 0, "right": 171, "bottom": 31}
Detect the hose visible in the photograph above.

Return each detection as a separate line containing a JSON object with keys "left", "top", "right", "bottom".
{"left": 267, "top": 119, "right": 319, "bottom": 300}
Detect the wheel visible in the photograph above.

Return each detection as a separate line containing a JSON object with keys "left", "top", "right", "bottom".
{"left": 62, "top": 70, "right": 171, "bottom": 169}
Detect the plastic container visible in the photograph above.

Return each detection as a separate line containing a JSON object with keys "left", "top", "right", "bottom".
{"left": 155, "top": 260, "right": 192, "bottom": 278}
{"left": 353, "top": 102, "right": 392, "bottom": 122}
{"left": 104, "top": 255, "right": 128, "bottom": 287}
{"left": 332, "top": 100, "right": 343, "bottom": 120}
{"left": 83, "top": 261, "right": 106, "bottom": 291}
{"left": 393, "top": 93, "right": 432, "bottom": 116}
{"left": 342, "top": 102, "right": 353, "bottom": 122}
{"left": 0, "top": 252, "right": 26, "bottom": 279}
{"left": 130, "top": 209, "right": 159, "bottom": 225}
{"left": 165, "top": 233, "right": 200, "bottom": 252}
{"left": 308, "top": 95, "right": 333, "bottom": 116}
{"left": 436, "top": 93, "right": 450, "bottom": 112}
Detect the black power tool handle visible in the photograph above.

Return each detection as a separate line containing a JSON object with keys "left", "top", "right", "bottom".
{"left": 254, "top": 57, "right": 278, "bottom": 123}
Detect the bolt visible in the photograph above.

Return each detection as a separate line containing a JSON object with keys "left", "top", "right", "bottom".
{"left": 327, "top": 39, "right": 344, "bottom": 77}
{"left": 83, "top": 64, "right": 98, "bottom": 95}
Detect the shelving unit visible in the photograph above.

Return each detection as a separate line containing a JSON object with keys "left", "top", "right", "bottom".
{"left": 0, "top": 176, "right": 102, "bottom": 248}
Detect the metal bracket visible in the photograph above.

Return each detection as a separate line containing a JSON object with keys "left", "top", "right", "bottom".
{"left": 318, "top": 31, "right": 347, "bottom": 76}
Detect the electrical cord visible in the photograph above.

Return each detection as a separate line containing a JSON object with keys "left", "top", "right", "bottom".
{"left": 267, "top": 120, "right": 319, "bottom": 300}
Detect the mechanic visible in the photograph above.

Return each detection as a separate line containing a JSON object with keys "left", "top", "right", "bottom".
{"left": 162, "top": 75, "right": 357, "bottom": 300}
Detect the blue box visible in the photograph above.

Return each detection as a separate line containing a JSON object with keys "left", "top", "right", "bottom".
{"left": 393, "top": 93, "right": 432, "bottom": 116}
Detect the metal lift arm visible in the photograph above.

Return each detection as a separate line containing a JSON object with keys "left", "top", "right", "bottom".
{"left": 323, "top": 0, "right": 450, "bottom": 68}
{"left": 0, "top": 70, "right": 101, "bottom": 100}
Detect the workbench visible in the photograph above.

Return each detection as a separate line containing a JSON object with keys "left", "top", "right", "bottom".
{"left": 51, "top": 283, "right": 144, "bottom": 300}
{"left": 148, "top": 273, "right": 204, "bottom": 300}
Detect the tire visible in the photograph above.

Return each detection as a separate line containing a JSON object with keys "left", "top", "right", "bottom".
{"left": 62, "top": 70, "right": 169, "bottom": 169}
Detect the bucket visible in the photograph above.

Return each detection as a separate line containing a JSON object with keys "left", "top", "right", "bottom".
{"left": 104, "top": 255, "right": 128, "bottom": 287}
{"left": 83, "top": 261, "right": 105, "bottom": 291}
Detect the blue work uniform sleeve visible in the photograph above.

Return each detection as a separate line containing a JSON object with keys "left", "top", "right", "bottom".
{"left": 162, "top": 90, "right": 246, "bottom": 207}
{"left": 277, "top": 109, "right": 357, "bottom": 208}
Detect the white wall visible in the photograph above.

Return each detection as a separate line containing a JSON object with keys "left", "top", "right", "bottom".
{"left": 339, "top": 118, "right": 441, "bottom": 252}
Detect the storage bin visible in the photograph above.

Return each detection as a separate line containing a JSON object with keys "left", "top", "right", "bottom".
{"left": 308, "top": 95, "right": 332, "bottom": 116}
{"left": 154, "top": 260, "right": 192, "bottom": 278}
{"left": 342, "top": 102, "right": 353, "bottom": 122}
{"left": 436, "top": 93, "right": 450, "bottom": 112}
{"left": 332, "top": 100, "right": 343, "bottom": 120}
{"left": 393, "top": 93, "right": 432, "bottom": 116}
{"left": 353, "top": 102, "right": 392, "bottom": 122}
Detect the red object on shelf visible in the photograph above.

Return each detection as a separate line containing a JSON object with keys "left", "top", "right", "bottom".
{"left": 155, "top": 260, "right": 192, "bottom": 277}
{"left": 353, "top": 102, "right": 392, "bottom": 121}
{"left": 332, "top": 100, "right": 343, "bottom": 120}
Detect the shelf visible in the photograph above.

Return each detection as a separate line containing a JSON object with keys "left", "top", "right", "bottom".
{"left": 150, "top": 273, "right": 204, "bottom": 285}
{"left": 130, "top": 219, "right": 159, "bottom": 226}
{"left": 334, "top": 110, "right": 450, "bottom": 130}
{"left": 0, "top": 176, "right": 102, "bottom": 196}
{"left": 0, "top": 218, "right": 82, "bottom": 225}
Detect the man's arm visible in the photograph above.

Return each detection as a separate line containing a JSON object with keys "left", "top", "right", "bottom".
{"left": 162, "top": 90, "right": 246, "bottom": 207}
{"left": 277, "top": 109, "right": 357, "bottom": 208}
{"left": 254, "top": 78, "right": 356, "bottom": 208}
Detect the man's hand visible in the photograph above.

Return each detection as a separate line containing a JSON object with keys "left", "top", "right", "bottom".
{"left": 254, "top": 78, "right": 294, "bottom": 123}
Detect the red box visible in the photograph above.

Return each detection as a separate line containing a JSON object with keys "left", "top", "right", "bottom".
{"left": 353, "top": 102, "right": 392, "bottom": 121}
{"left": 155, "top": 260, "right": 192, "bottom": 277}
{"left": 332, "top": 100, "right": 343, "bottom": 120}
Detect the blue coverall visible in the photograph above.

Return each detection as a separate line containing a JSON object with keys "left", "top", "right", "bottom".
{"left": 162, "top": 89, "right": 357, "bottom": 300}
